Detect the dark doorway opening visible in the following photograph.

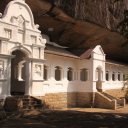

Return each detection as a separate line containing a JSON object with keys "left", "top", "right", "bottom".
{"left": 11, "top": 50, "right": 27, "bottom": 95}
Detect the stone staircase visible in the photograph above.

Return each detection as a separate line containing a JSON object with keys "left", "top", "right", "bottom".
{"left": 4, "top": 96, "right": 44, "bottom": 112}
{"left": 101, "top": 92, "right": 125, "bottom": 109}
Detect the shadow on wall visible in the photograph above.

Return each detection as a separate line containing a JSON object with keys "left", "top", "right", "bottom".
{"left": 43, "top": 82, "right": 93, "bottom": 109}
{"left": 67, "top": 83, "right": 93, "bottom": 108}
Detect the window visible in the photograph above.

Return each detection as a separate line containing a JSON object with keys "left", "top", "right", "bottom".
{"left": 80, "top": 68, "right": 88, "bottom": 81}
{"left": 112, "top": 72, "right": 115, "bottom": 81}
{"left": 123, "top": 74, "right": 125, "bottom": 80}
{"left": 123, "top": 74, "right": 128, "bottom": 81}
{"left": 106, "top": 71, "right": 109, "bottom": 81}
{"left": 118, "top": 72, "right": 121, "bottom": 81}
{"left": 44, "top": 65, "right": 48, "bottom": 81}
{"left": 55, "top": 66, "right": 61, "bottom": 81}
{"left": 4, "top": 29, "right": 12, "bottom": 39}
{"left": 67, "top": 68, "right": 73, "bottom": 81}
{"left": 95, "top": 69, "right": 98, "bottom": 80}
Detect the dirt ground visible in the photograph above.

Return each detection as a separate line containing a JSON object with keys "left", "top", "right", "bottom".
{"left": 0, "top": 106, "right": 128, "bottom": 128}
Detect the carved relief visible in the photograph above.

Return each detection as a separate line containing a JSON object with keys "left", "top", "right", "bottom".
{"left": 34, "top": 64, "right": 42, "bottom": 77}
{"left": 18, "top": 15, "right": 25, "bottom": 28}
{"left": 33, "top": 64, "right": 44, "bottom": 80}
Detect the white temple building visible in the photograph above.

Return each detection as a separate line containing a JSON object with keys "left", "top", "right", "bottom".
{"left": 0, "top": 0, "right": 128, "bottom": 110}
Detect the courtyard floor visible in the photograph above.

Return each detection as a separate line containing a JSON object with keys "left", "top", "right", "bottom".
{"left": 0, "top": 105, "right": 128, "bottom": 128}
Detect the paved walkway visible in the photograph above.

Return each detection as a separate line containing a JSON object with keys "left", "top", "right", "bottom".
{"left": 0, "top": 106, "right": 128, "bottom": 128}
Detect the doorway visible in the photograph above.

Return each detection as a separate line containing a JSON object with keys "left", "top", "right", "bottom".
{"left": 96, "top": 67, "right": 103, "bottom": 92}
{"left": 11, "top": 50, "right": 28, "bottom": 95}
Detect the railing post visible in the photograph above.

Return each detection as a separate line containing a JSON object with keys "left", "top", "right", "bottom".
{"left": 123, "top": 98, "right": 126, "bottom": 107}
{"left": 112, "top": 99, "right": 117, "bottom": 110}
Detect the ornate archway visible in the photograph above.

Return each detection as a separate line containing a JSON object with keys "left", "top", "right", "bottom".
{"left": 11, "top": 49, "right": 29, "bottom": 95}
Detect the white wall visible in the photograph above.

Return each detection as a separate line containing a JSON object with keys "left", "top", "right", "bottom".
{"left": 91, "top": 45, "right": 106, "bottom": 92}
{"left": 34, "top": 53, "right": 94, "bottom": 96}
{"left": 103, "top": 62, "right": 128, "bottom": 90}
{"left": 77, "top": 59, "right": 93, "bottom": 92}
{"left": 0, "top": 0, "right": 46, "bottom": 98}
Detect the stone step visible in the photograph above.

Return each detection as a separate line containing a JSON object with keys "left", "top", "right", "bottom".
{"left": 117, "top": 103, "right": 124, "bottom": 109}
{"left": 4, "top": 96, "right": 43, "bottom": 112}
{"left": 101, "top": 92, "right": 125, "bottom": 109}
{"left": 101, "top": 92, "right": 117, "bottom": 100}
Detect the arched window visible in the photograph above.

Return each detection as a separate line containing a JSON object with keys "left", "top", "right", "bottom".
{"left": 123, "top": 74, "right": 125, "bottom": 81}
{"left": 123, "top": 74, "right": 128, "bottom": 81}
{"left": 106, "top": 71, "right": 109, "bottom": 81}
{"left": 44, "top": 65, "right": 48, "bottom": 81}
{"left": 112, "top": 72, "right": 115, "bottom": 81}
{"left": 96, "top": 67, "right": 103, "bottom": 81}
{"left": 55, "top": 66, "right": 61, "bottom": 81}
{"left": 67, "top": 68, "right": 73, "bottom": 81}
{"left": 118, "top": 72, "right": 121, "bottom": 81}
{"left": 80, "top": 68, "right": 88, "bottom": 81}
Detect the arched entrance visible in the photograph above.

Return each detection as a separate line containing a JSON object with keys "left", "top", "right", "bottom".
{"left": 11, "top": 50, "right": 29, "bottom": 95}
{"left": 96, "top": 67, "right": 103, "bottom": 92}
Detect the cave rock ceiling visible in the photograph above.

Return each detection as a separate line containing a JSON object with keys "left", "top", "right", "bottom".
{"left": 0, "top": 0, "right": 128, "bottom": 63}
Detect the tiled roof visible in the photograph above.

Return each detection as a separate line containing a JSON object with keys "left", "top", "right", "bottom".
{"left": 79, "top": 48, "right": 93, "bottom": 59}
{"left": 45, "top": 44, "right": 80, "bottom": 59}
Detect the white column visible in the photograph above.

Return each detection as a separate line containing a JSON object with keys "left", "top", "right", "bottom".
{"left": 25, "top": 61, "right": 32, "bottom": 95}
{"left": 77, "top": 70, "right": 80, "bottom": 81}
{"left": 63, "top": 67, "right": 68, "bottom": 81}
{"left": 51, "top": 65, "right": 55, "bottom": 81}
{"left": 109, "top": 71, "right": 112, "bottom": 81}
{"left": 115, "top": 72, "right": 118, "bottom": 81}
{"left": 121, "top": 72, "right": 124, "bottom": 81}
{"left": 17, "top": 64, "right": 24, "bottom": 81}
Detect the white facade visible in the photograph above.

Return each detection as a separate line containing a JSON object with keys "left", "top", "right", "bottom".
{"left": 0, "top": 0, "right": 46, "bottom": 98}
{"left": 0, "top": 0, "right": 128, "bottom": 101}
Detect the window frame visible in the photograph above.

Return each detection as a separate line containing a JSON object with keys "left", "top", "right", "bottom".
{"left": 80, "top": 68, "right": 88, "bottom": 81}
{"left": 106, "top": 71, "right": 109, "bottom": 81}
{"left": 67, "top": 67, "right": 73, "bottom": 81}
{"left": 4, "top": 28, "right": 12, "bottom": 39}
{"left": 112, "top": 72, "right": 115, "bottom": 81}
{"left": 55, "top": 66, "right": 62, "bottom": 81}
{"left": 43, "top": 65, "right": 48, "bottom": 81}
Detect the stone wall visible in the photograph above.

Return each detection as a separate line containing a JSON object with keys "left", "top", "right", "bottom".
{"left": 43, "top": 92, "right": 93, "bottom": 109}
{"left": 77, "top": 92, "right": 93, "bottom": 107}
{"left": 105, "top": 89, "right": 127, "bottom": 99}
{"left": 44, "top": 93, "right": 77, "bottom": 109}
{"left": 95, "top": 92, "right": 116, "bottom": 109}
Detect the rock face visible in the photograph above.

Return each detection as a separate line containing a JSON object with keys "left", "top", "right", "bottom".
{"left": 54, "top": 0, "right": 128, "bottom": 31}
{"left": 0, "top": 0, "right": 128, "bottom": 63}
